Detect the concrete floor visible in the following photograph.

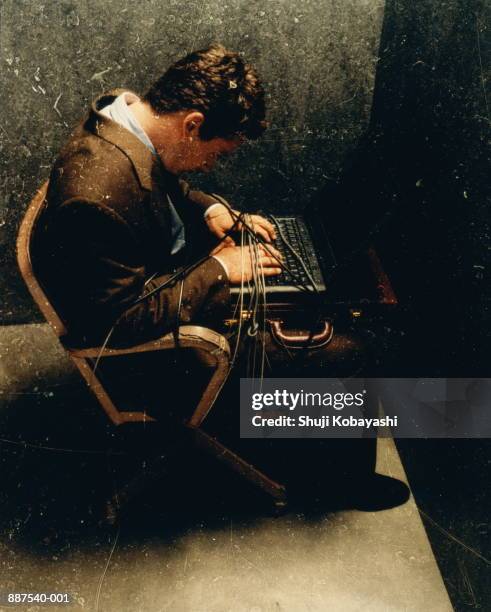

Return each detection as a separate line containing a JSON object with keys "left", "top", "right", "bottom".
{"left": 0, "top": 324, "right": 453, "bottom": 612}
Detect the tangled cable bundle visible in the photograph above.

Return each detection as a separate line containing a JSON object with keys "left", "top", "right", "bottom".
{"left": 227, "top": 213, "right": 268, "bottom": 381}
{"left": 91, "top": 194, "right": 323, "bottom": 384}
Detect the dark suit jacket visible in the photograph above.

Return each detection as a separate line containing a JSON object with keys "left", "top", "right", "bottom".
{"left": 31, "top": 90, "right": 230, "bottom": 347}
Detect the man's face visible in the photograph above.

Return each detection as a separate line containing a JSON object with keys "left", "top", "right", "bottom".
{"left": 148, "top": 110, "right": 243, "bottom": 174}
{"left": 178, "top": 134, "right": 243, "bottom": 173}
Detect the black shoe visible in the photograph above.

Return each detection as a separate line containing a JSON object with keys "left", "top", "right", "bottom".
{"left": 347, "top": 473, "right": 410, "bottom": 511}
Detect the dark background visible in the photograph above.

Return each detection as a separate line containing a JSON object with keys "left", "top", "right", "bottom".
{"left": 0, "top": 0, "right": 489, "bottom": 609}
{"left": 335, "top": 0, "right": 490, "bottom": 378}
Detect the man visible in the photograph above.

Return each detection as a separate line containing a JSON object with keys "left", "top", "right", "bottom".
{"left": 29, "top": 44, "right": 407, "bottom": 512}
{"left": 32, "top": 44, "right": 282, "bottom": 347}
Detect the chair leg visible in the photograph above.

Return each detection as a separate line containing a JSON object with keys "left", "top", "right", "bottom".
{"left": 187, "top": 353, "right": 231, "bottom": 428}
{"left": 191, "top": 427, "right": 287, "bottom": 504}
{"left": 71, "top": 356, "right": 156, "bottom": 425}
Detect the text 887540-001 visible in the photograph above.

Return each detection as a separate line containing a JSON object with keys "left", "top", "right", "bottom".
{"left": 0, "top": 593, "right": 72, "bottom": 605}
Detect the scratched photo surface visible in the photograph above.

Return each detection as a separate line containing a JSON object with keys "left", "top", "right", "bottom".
{"left": 1, "top": 0, "right": 384, "bottom": 322}
{"left": 0, "top": 1, "right": 489, "bottom": 611}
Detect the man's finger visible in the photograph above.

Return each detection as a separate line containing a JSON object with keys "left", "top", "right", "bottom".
{"left": 254, "top": 226, "right": 272, "bottom": 243}
{"left": 262, "top": 267, "right": 282, "bottom": 277}
{"left": 251, "top": 215, "right": 276, "bottom": 239}
{"left": 260, "top": 256, "right": 284, "bottom": 268}
{"left": 259, "top": 244, "right": 283, "bottom": 261}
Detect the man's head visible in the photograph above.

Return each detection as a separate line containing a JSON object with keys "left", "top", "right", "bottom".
{"left": 138, "top": 44, "right": 266, "bottom": 173}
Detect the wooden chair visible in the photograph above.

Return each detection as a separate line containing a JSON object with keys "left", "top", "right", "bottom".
{"left": 17, "top": 182, "right": 287, "bottom": 513}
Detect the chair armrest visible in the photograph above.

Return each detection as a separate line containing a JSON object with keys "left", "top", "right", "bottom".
{"left": 69, "top": 326, "right": 232, "bottom": 429}
{"left": 67, "top": 325, "right": 230, "bottom": 360}
{"left": 176, "top": 325, "right": 231, "bottom": 357}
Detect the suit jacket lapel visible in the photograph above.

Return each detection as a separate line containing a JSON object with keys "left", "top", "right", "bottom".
{"left": 84, "top": 89, "right": 154, "bottom": 192}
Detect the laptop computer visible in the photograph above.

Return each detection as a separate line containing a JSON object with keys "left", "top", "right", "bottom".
{"left": 229, "top": 213, "right": 335, "bottom": 303}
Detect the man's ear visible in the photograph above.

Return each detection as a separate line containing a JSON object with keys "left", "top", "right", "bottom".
{"left": 183, "top": 112, "right": 204, "bottom": 139}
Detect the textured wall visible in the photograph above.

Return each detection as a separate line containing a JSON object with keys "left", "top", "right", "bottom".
{"left": 0, "top": 0, "right": 385, "bottom": 323}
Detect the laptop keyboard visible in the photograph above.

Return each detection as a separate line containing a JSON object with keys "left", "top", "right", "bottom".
{"left": 266, "top": 216, "right": 326, "bottom": 291}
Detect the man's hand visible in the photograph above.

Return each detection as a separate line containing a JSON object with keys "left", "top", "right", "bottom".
{"left": 205, "top": 203, "right": 276, "bottom": 252}
{"left": 212, "top": 243, "right": 283, "bottom": 284}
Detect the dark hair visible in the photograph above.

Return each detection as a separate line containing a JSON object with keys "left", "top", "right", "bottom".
{"left": 144, "top": 43, "right": 267, "bottom": 140}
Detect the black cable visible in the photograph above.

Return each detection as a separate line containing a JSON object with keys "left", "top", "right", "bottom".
{"left": 269, "top": 214, "right": 320, "bottom": 293}
{"left": 131, "top": 210, "right": 247, "bottom": 305}
{"left": 95, "top": 195, "right": 321, "bottom": 373}
{"left": 207, "top": 197, "right": 322, "bottom": 365}
{"left": 211, "top": 195, "right": 327, "bottom": 360}
{"left": 269, "top": 214, "right": 331, "bottom": 356}
{"left": 133, "top": 253, "right": 210, "bottom": 305}
{"left": 91, "top": 209, "right": 247, "bottom": 373}
{"left": 210, "top": 194, "right": 315, "bottom": 294}
{"left": 266, "top": 214, "right": 327, "bottom": 357}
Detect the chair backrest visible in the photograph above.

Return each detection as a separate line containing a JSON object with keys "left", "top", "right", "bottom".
{"left": 16, "top": 181, "right": 67, "bottom": 338}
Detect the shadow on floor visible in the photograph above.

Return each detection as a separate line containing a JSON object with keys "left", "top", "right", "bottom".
{"left": 0, "top": 366, "right": 409, "bottom": 560}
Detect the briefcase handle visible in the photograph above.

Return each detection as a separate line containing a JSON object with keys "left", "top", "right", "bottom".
{"left": 269, "top": 320, "right": 333, "bottom": 350}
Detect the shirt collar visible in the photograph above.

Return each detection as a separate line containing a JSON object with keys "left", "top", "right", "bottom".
{"left": 100, "top": 92, "right": 157, "bottom": 156}
{"left": 85, "top": 89, "right": 155, "bottom": 191}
